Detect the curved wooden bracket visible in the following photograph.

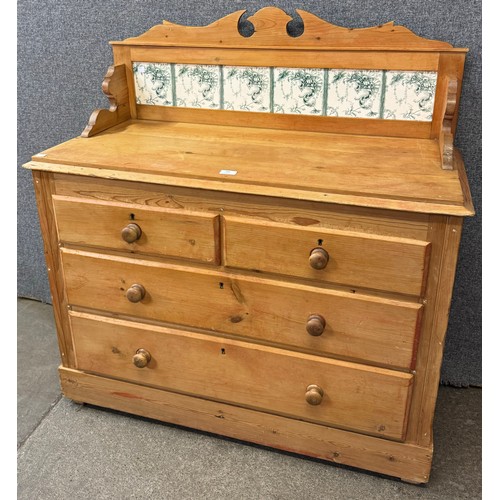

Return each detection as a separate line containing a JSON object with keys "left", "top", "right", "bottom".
{"left": 114, "top": 6, "right": 456, "bottom": 50}
{"left": 81, "top": 64, "right": 130, "bottom": 138}
{"left": 440, "top": 79, "right": 458, "bottom": 170}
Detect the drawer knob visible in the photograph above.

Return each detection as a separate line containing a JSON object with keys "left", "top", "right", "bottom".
{"left": 126, "top": 284, "right": 146, "bottom": 303}
{"left": 305, "top": 384, "right": 324, "bottom": 405}
{"left": 309, "top": 248, "right": 329, "bottom": 270}
{"left": 133, "top": 348, "right": 151, "bottom": 368}
{"left": 121, "top": 223, "right": 142, "bottom": 243}
{"left": 306, "top": 314, "right": 326, "bottom": 336}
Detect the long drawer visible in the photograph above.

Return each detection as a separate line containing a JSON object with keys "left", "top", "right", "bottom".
{"left": 70, "top": 311, "right": 413, "bottom": 440}
{"left": 53, "top": 196, "right": 219, "bottom": 263}
{"left": 61, "top": 249, "right": 422, "bottom": 369}
{"left": 223, "top": 216, "right": 430, "bottom": 296}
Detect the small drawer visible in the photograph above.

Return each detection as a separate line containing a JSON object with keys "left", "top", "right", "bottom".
{"left": 53, "top": 196, "right": 219, "bottom": 263}
{"left": 62, "top": 249, "right": 422, "bottom": 369}
{"left": 223, "top": 216, "right": 430, "bottom": 296}
{"left": 70, "top": 311, "right": 413, "bottom": 440}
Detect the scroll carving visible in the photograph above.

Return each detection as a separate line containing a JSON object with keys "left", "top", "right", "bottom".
{"left": 82, "top": 64, "right": 130, "bottom": 138}
{"left": 114, "top": 7, "right": 454, "bottom": 50}
{"left": 441, "top": 79, "right": 458, "bottom": 170}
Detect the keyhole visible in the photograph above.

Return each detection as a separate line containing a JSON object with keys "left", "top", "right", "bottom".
{"left": 219, "top": 282, "right": 224, "bottom": 289}
{"left": 317, "top": 239, "right": 323, "bottom": 246}
{"left": 130, "top": 213, "right": 135, "bottom": 220}
{"left": 220, "top": 348, "right": 226, "bottom": 355}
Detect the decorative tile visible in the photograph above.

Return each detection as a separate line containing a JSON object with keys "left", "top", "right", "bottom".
{"left": 273, "top": 68, "right": 325, "bottom": 115}
{"left": 223, "top": 66, "right": 271, "bottom": 112}
{"left": 383, "top": 71, "right": 437, "bottom": 121}
{"left": 133, "top": 62, "right": 173, "bottom": 106}
{"left": 175, "top": 64, "right": 221, "bottom": 109}
{"left": 327, "top": 70, "right": 383, "bottom": 119}
{"left": 132, "top": 62, "right": 438, "bottom": 123}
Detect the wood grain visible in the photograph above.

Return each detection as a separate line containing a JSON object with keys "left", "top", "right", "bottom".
{"left": 60, "top": 367, "right": 433, "bottom": 483}
{"left": 52, "top": 173, "right": 431, "bottom": 240}
{"left": 224, "top": 216, "right": 430, "bottom": 296}
{"left": 26, "top": 160, "right": 474, "bottom": 216}
{"left": 31, "top": 171, "right": 75, "bottom": 367}
{"left": 405, "top": 216, "right": 464, "bottom": 446}
{"left": 61, "top": 248, "right": 422, "bottom": 369}
{"left": 136, "top": 105, "right": 434, "bottom": 139}
{"left": 23, "top": 9, "right": 473, "bottom": 483}
{"left": 81, "top": 64, "right": 130, "bottom": 138}
{"left": 129, "top": 46, "right": 440, "bottom": 71}
{"left": 112, "top": 7, "right": 461, "bottom": 52}
{"left": 69, "top": 311, "right": 414, "bottom": 440}
{"left": 25, "top": 120, "right": 472, "bottom": 215}
{"left": 52, "top": 195, "right": 220, "bottom": 264}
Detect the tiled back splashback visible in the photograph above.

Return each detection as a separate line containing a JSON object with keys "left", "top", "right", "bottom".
{"left": 133, "top": 62, "right": 437, "bottom": 121}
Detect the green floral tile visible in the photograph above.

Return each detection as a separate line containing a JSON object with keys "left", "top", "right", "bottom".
{"left": 132, "top": 62, "right": 438, "bottom": 123}
{"left": 327, "top": 70, "right": 383, "bottom": 119}
{"left": 273, "top": 68, "right": 325, "bottom": 115}
{"left": 133, "top": 62, "right": 173, "bottom": 106}
{"left": 383, "top": 71, "right": 437, "bottom": 121}
{"left": 175, "top": 64, "right": 221, "bottom": 109}
{"left": 223, "top": 66, "right": 271, "bottom": 112}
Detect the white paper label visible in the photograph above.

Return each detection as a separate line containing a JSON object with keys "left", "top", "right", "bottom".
{"left": 219, "top": 169, "right": 237, "bottom": 176}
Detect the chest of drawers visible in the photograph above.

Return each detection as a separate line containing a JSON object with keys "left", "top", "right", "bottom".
{"left": 25, "top": 7, "right": 473, "bottom": 483}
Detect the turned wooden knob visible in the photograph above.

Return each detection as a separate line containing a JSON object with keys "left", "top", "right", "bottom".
{"left": 309, "top": 248, "right": 329, "bottom": 270}
{"left": 306, "top": 314, "right": 326, "bottom": 336}
{"left": 133, "top": 348, "right": 151, "bottom": 368}
{"left": 305, "top": 384, "right": 324, "bottom": 405}
{"left": 121, "top": 223, "right": 142, "bottom": 243}
{"left": 126, "top": 284, "right": 146, "bottom": 303}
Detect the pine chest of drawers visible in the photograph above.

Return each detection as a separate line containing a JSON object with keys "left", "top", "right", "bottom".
{"left": 25, "top": 7, "right": 474, "bottom": 483}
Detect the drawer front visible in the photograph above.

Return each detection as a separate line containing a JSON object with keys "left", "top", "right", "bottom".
{"left": 62, "top": 249, "right": 422, "bottom": 369}
{"left": 53, "top": 196, "right": 219, "bottom": 263}
{"left": 223, "top": 217, "right": 430, "bottom": 296}
{"left": 70, "top": 311, "right": 413, "bottom": 440}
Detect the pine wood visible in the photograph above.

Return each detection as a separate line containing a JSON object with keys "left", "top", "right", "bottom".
{"left": 136, "top": 106, "right": 434, "bottom": 139}
{"left": 60, "top": 367, "right": 433, "bottom": 482}
{"left": 32, "top": 171, "right": 75, "bottom": 367}
{"left": 52, "top": 174, "right": 431, "bottom": 241}
{"left": 129, "top": 46, "right": 440, "bottom": 71}
{"left": 406, "top": 215, "right": 464, "bottom": 446}
{"left": 113, "top": 7, "right": 460, "bottom": 52}
{"left": 81, "top": 64, "right": 130, "bottom": 138}
{"left": 53, "top": 195, "right": 220, "bottom": 264}
{"left": 26, "top": 120, "right": 472, "bottom": 216}
{"left": 25, "top": 8, "right": 474, "bottom": 483}
{"left": 223, "top": 216, "right": 430, "bottom": 296}
{"left": 70, "top": 311, "right": 413, "bottom": 440}
{"left": 61, "top": 248, "right": 422, "bottom": 369}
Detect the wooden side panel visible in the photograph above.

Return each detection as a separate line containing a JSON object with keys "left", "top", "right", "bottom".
{"left": 60, "top": 367, "right": 433, "bottom": 483}
{"left": 31, "top": 172, "right": 75, "bottom": 367}
{"left": 224, "top": 217, "right": 430, "bottom": 296}
{"left": 52, "top": 196, "right": 220, "bottom": 264}
{"left": 431, "top": 52, "right": 467, "bottom": 140}
{"left": 70, "top": 312, "right": 414, "bottom": 440}
{"left": 81, "top": 64, "right": 130, "bottom": 138}
{"left": 60, "top": 249, "right": 422, "bottom": 369}
{"left": 405, "top": 216, "right": 464, "bottom": 446}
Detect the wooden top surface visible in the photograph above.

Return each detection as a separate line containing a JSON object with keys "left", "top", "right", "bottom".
{"left": 27, "top": 120, "right": 473, "bottom": 216}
